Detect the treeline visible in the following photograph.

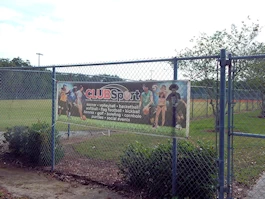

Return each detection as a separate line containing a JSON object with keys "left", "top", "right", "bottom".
{"left": 0, "top": 58, "right": 123, "bottom": 100}
{"left": 0, "top": 70, "right": 123, "bottom": 100}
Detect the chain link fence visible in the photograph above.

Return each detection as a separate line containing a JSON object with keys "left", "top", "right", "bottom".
{"left": 229, "top": 57, "right": 265, "bottom": 199}
{"left": 52, "top": 60, "right": 218, "bottom": 198}
{"left": 0, "top": 69, "right": 54, "bottom": 167}
{"left": 0, "top": 60, "right": 218, "bottom": 199}
{"left": 1, "top": 55, "right": 264, "bottom": 198}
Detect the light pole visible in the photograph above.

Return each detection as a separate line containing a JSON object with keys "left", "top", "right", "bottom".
{"left": 150, "top": 70, "right": 154, "bottom": 80}
{"left": 36, "top": 53, "right": 43, "bottom": 66}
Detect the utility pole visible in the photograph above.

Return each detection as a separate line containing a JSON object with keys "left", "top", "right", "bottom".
{"left": 36, "top": 53, "right": 43, "bottom": 66}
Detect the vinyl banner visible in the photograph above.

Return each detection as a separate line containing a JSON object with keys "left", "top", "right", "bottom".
{"left": 57, "top": 80, "right": 190, "bottom": 136}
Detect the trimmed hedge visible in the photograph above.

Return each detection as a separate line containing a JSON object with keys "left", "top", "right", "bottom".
{"left": 4, "top": 121, "right": 64, "bottom": 166}
{"left": 119, "top": 140, "right": 217, "bottom": 199}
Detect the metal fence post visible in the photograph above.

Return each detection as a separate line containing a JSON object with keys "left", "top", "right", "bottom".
{"left": 206, "top": 95, "right": 209, "bottom": 117}
{"left": 219, "top": 49, "right": 226, "bottom": 199}
{"left": 246, "top": 100, "right": 248, "bottom": 111}
{"left": 67, "top": 123, "right": 71, "bottom": 139}
{"left": 227, "top": 53, "right": 232, "bottom": 199}
{"left": 191, "top": 94, "right": 194, "bottom": 119}
{"left": 172, "top": 57, "right": 178, "bottom": 197}
{"left": 51, "top": 66, "right": 56, "bottom": 171}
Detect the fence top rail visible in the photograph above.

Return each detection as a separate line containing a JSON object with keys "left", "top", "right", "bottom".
{"left": 0, "top": 55, "right": 220, "bottom": 70}
{"left": 0, "top": 68, "right": 51, "bottom": 73}
{"left": 1, "top": 53, "right": 265, "bottom": 70}
{"left": 0, "top": 58, "right": 174, "bottom": 70}
{"left": 230, "top": 54, "right": 265, "bottom": 60}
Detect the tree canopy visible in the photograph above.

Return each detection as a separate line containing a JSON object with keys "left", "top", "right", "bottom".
{"left": 0, "top": 57, "right": 31, "bottom": 67}
{"left": 176, "top": 16, "right": 265, "bottom": 116}
{"left": 176, "top": 16, "right": 265, "bottom": 83}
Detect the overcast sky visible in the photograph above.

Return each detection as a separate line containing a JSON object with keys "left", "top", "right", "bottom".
{"left": 0, "top": 0, "right": 265, "bottom": 69}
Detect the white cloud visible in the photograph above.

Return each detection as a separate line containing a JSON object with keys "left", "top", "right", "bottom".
{"left": 0, "top": 7, "right": 21, "bottom": 20}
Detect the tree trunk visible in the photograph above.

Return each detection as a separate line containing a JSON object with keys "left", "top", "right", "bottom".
{"left": 206, "top": 85, "right": 220, "bottom": 132}
{"left": 261, "top": 93, "right": 265, "bottom": 117}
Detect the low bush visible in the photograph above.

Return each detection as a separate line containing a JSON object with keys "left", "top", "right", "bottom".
{"left": 119, "top": 140, "right": 217, "bottom": 199}
{"left": 4, "top": 121, "right": 64, "bottom": 166}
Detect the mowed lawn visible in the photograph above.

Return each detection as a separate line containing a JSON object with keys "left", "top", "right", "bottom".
{"left": 0, "top": 99, "right": 259, "bottom": 130}
{"left": 75, "top": 133, "right": 170, "bottom": 161}
{"left": 0, "top": 99, "right": 52, "bottom": 129}
{"left": 1, "top": 99, "right": 264, "bottom": 187}
{"left": 73, "top": 110, "right": 265, "bottom": 187}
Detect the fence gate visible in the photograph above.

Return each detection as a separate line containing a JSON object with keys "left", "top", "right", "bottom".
{"left": 219, "top": 49, "right": 265, "bottom": 199}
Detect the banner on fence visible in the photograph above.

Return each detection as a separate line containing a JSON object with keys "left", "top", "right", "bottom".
{"left": 57, "top": 80, "right": 190, "bottom": 136}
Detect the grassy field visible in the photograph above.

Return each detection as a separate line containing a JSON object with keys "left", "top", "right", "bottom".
{"left": 75, "top": 133, "right": 170, "bottom": 161}
{"left": 0, "top": 99, "right": 52, "bottom": 129}
{"left": 72, "top": 110, "right": 265, "bottom": 187}
{"left": 0, "top": 99, "right": 259, "bottom": 130}
{"left": 0, "top": 99, "right": 264, "bottom": 187}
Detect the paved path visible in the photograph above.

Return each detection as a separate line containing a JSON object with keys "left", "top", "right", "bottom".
{"left": 245, "top": 172, "right": 265, "bottom": 199}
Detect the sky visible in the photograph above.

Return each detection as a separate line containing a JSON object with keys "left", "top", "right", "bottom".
{"left": 0, "top": 0, "right": 265, "bottom": 80}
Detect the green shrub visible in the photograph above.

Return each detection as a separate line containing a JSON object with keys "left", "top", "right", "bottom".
{"left": 119, "top": 140, "right": 217, "bottom": 199}
{"left": 4, "top": 121, "right": 64, "bottom": 166}
{"left": 119, "top": 141, "right": 152, "bottom": 188}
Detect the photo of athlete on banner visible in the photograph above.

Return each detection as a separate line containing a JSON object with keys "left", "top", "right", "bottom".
{"left": 166, "top": 83, "right": 187, "bottom": 129}
{"left": 139, "top": 84, "right": 154, "bottom": 125}
{"left": 154, "top": 84, "right": 167, "bottom": 128}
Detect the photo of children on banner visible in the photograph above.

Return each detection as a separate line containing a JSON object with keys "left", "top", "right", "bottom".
{"left": 139, "top": 84, "right": 155, "bottom": 124}
{"left": 58, "top": 84, "right": 69, "bottom": 116}
{"left": 153, "top": 84, "right": 167, "bottom": 128}
{"left": 139, "top": 83, "right": 187, "bottom": 129}
{"left": 76, "top": 85, "right": 87, "bottom": 120}
{"left": 67, "top": 86, "right": 77, "bottom": 118}
{"left": 166, "top": 83, "right": 187, "bottom": 129}
{"left": 58, "top": 84, "right": 87, "bottom": 120}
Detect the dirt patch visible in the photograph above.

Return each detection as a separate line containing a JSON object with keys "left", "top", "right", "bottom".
{"left": 0, "top": 137, "right": 135, "bottom": 199}
{"left": 0, "top": 136, "right": 142, "bottom": 199}
{"left": 0, "top": 185, "right": 28, "bottom": 199}
{"left": 0, "top": 166, "right": 128, "bottom": 199}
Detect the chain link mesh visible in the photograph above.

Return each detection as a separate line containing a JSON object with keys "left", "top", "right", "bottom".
{"left": 55, "top": 60, "right": 218, "bottom": 198}
{"left": 0, "top": 69, "right": 53, "bottom": 166}
{"left": 0, "top": 58, "right": 220, "bottom": 198}
{"left": 1, "top": 54, "right": 265, "bottom": 198}
{"left": 231, "top": 58, "right": 265, "bottom": 199}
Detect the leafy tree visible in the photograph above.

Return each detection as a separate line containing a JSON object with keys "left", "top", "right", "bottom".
{"left": 176, "top": 16, "right": 265, "bottom": 118}
{"left": 242, "top": 46, "right": 265, "bottom": 117}
{"left": 0, "top": 57, "right": 31, "bottom": 67}
{"left": 177, "top": 16, "right": 262, "bottom": 80}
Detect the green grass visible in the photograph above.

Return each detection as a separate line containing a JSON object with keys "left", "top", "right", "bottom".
{"left": 74, "top": 110, "right": 264, "bottom": 187}
{"left": 230, "top": 111, "right": 265, "bottom": 186}
{"left": 189, "top": 110, "right": 265, "bottom": 187}
{"left": 190, "top": 99, "right": 260, "bottom": 119}
{"left": 0, "top": 99, "right": 51, "bottom": 129}
{"left": 1, "top": 99, "right": 264, "bottom": 187}
{"left": 0, "top": 99, "right": 259, "bottom": 131}
{"left": 75, "top": 133, "right": 169, "bottom": 161}
{"left": 58, "top": 115, "right": 186, "bottom": 137}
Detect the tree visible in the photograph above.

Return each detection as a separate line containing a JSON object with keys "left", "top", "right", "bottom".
{"left": 242, "top": 45, "right": 265, "bottom": 117}
{"left": 177, "top": 16, "right": 263, "bottom": 79}
{"left": 0, "top": 57, "right": 31, "bottom": 67}
{"left": 176, "top": 16, "right": 265, "bottom": 120}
